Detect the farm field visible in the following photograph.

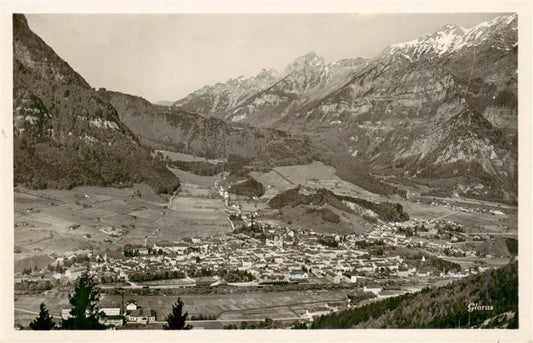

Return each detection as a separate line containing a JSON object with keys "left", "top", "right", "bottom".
{"left": 397, "top": 199, "right": 517, "bottom": 233}
{"left": 14, "top": 288, "right": 349, "bottom": 327}
{"left": 14, "top": 157, "right": 516, "bottom": 271}
{"left": 14, "top": 182, "right": 231, "bottom": 271}
{"left": 14, "top": 291, "right": 70, "bottom": 327}
{"left": 250, "top": 161, "right": 379, "bottom": 201}
{"left": 250, "top": 161, "right": 517, "bottom": 235}
{"left": 165, "top": 158, "right": 516, "bottom": 239}
{"left": 169, "top": 167, "right": 220, "bottom": 188}
{"left": 155, "top": 150, "right": 225, "bottom": 164}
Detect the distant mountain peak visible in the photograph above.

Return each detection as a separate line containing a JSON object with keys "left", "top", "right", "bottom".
{"left": 170, "top": 13, "right": 516, "bottom": 203}
{"left": 389, "top": 24, "right": 465, "bottom": 57}
{"left": 440, "top": 23, "right": 466, "bottom": 33}
{"left": 389, "top": 14, "right": 517, "bottom": 59}
{"left": 285, "top": 51, "right": 325, "bottom": 75}
{"left": 302, "top": 51, "right": 320, "bottom": 59}
{"left": 487, "top": 13, "right": 517, "bottom": 26}
{"left": 255, "top": 68, "right": 280, "bottom": 80}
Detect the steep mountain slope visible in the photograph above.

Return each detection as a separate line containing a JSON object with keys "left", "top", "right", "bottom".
{"left": 297, "top": 14, "right": 518, "bottom": 202}
{"left": 100, "top": 90, "right": 406, "bottom": 197}
{"left": 13, "top": 14, "right": 179, "bottom": 193}
{"left": 173, "top": 14, "right": 518, "bottom": 203}
{"left": 174, "top": 54, "right": 367, "bottom": 125}
{"left": 174, "top": 68, "right": 280, "bottom": 118}
{"left": 103, "top": 90, "right": 409, "bottom": 197}
{"left": 383, "top": 14, "right": 517, "bottom": 132}
{"left": 99, "top": 90, "right": 322, "bottom": 170}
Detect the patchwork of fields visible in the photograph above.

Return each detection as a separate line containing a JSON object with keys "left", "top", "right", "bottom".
{"left": 250, "top": 161, "right": 379, "bottom": 201}
{"left": 250, "top": 161, "right": 516, "bottom": 235}
{"left": 14, "top": 180, "right": 231, "bottom": 271}
{"left": 14, "top": 289, "right": 349, "bottom": 328}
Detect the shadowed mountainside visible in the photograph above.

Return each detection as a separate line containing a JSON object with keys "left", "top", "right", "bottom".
{"left": 13, "top": 14, "right": 180, "bottom": 194}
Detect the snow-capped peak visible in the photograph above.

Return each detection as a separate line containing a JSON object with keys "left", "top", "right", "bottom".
{"left": 389, "top": 23, "right": 467, "bottom": 57}
{"left": 389, "top": 13, "right": 517, "bottom": 59}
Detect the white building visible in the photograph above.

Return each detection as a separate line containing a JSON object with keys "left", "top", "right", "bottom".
{"left": 126, "top": 301, "right": 138, "bottom": 311}
{"left": 127, "top": 309, "right": 157, "bottom": 324}
{"left": 61, "top": 309, "right": 72, "bottom": 320}
{"left": 100, "top": 308, "right": 121, "bottom": 316}
{"left": 363, "top": 286, "right": 382, "bottom": 295}
{"left": 289, "top": 270, "right": 309, "bottom": 281}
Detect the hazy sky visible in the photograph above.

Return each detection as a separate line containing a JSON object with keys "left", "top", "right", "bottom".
{"left": 26, "top": 13, "right": 505, "bottom": 103}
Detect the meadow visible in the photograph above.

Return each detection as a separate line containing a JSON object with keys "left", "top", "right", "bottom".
{"left": 14, "top": 181, "right": 231, "bottom": 272}
{"left": 249, "top": 161, "right": 517, "bottom": 234}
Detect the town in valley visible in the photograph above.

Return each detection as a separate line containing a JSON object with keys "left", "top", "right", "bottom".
{"left": 11, "top": 12, "right": 519, "bottom": 330}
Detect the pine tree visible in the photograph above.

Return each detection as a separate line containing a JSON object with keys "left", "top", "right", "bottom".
{"left": 163, "top": 298, "right": 192, "bottom": 330}
{"left": 61, "top": 270, "right": 106, "bottom": 330}
{"left": 29, "top": 303, "right": 56, "bottom": 330}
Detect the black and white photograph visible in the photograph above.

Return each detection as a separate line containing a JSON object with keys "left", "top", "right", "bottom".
{"left": 1, "top": 1, "right": 532, "bottom": 342}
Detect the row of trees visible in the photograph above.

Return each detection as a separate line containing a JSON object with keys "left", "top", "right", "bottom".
{"left": 28, "top": 270, "right": 192, "bottom": 330}
{"left": 123, "top": 247, "right": 164, "bottom": 257}
{"left": 127, "top": 267, "right": 254, "bottom": 283}
{"left": 129, "top": 269, "right": 186, "bottom": 282}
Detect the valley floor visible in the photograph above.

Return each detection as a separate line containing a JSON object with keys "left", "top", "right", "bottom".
{"left": 14, "top": 158, "right": 518, "bottom": 329}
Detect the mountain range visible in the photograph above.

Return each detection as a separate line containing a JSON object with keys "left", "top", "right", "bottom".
{"left": 98, "top": 89, "right": 321, "bottom": 170}
{"left": 173, "top": 14, "right": 518, "bottom": 203}
{"left": 13, "top": 13, "right": 518, "bottom": 204}
{"left": 12, "top": 14, "right": 324, "bottom": 194}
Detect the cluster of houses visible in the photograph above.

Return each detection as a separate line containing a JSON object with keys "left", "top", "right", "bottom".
{"left": 365, "top": 218, "right": 479, "bottom": 258}
{"left": 14, "top": 210, "right": 506, "bottom": 328}
{"left": 17, "top": 209, "right": 498, "bottom": 326}
{"left": 61, "top": 300, "right": 157, "bottom": 327}
{"left": 429, "top": 200, "right": 506, "bottom": 216}
{"left": 23, "top": 215, "right": 489, "bottom": 293}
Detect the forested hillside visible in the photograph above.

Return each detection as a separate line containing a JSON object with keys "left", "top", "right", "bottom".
{"left": 311, "top": 261, "right": 518, "bottom": 329}
{"left": 269, "top": 187, "right": 409, "bottom": 222}
{"left": 13, "top": 14, "right": 179, "bottom": 193}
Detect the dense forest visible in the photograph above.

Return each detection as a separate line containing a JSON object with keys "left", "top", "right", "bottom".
{"left": 325, "top": 153, "right": 407, "bottom": 198}
{"left": 14, "top": 131, "right": 180, "bottom": 194}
